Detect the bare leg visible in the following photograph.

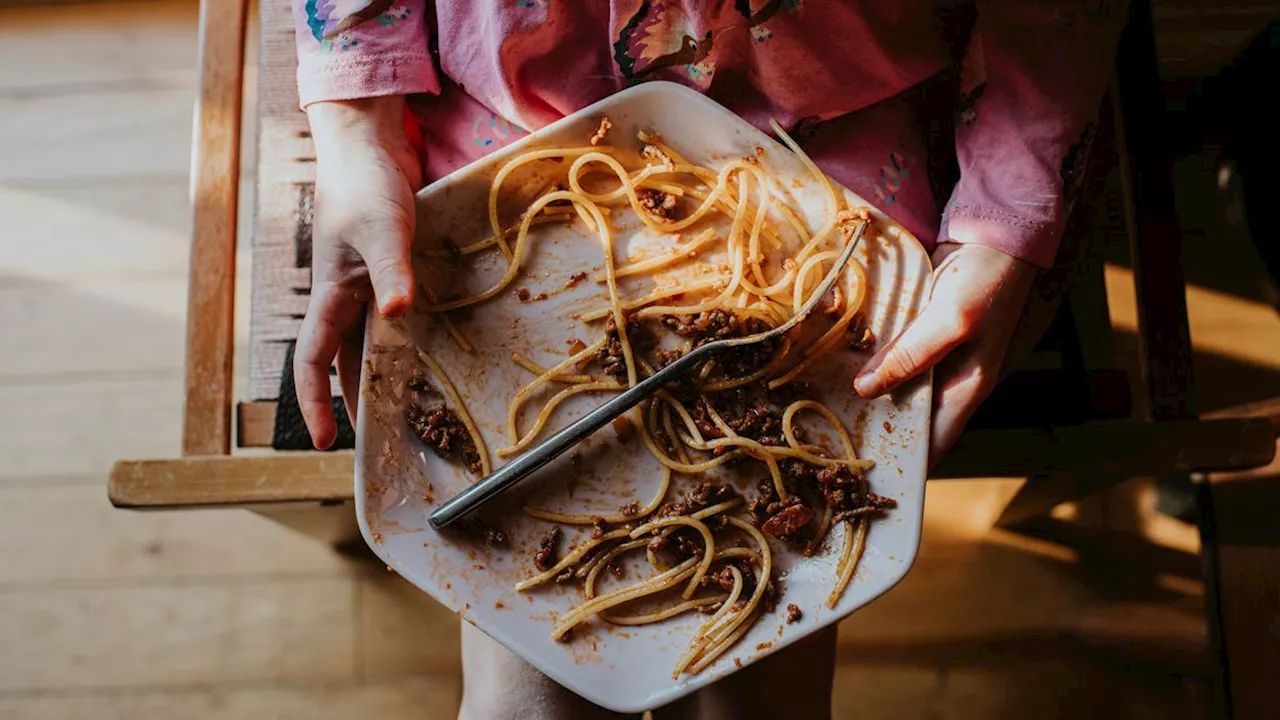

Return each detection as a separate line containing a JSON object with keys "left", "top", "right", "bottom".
{"left": 457, "top": 624, "right": 636, "bottom": 720}
{"left": 651, "top": 628, "right": 838, "bottom": 720}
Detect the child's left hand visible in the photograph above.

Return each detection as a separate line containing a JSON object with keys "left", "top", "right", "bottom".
{"left": 853, "top": 242, "right": 1037, "bottom": 465}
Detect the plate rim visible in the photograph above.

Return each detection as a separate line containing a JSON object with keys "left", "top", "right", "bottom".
{"left": 354, "top": 79, "right": 933, "bottom": 713}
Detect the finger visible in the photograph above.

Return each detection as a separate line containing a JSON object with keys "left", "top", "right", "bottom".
{"left": 853, "top": 307, "right": 965, "bottom": 398}
{"left": 294, "top": 287, "right": 363, "bottom": 450}
{"left": 346, "top": 214, "right": 415, "bottom": 318}
{"left": 336, "top": 309, "right": 366, "bottom": 428}
{"left": 927, "top": 348, "right": 999, "bottom": 468}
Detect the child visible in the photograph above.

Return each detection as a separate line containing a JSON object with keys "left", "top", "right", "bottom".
{"left": 289, "top": 2, "right": 1126, "bottom": 717}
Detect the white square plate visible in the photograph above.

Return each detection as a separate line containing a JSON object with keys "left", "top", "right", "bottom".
{"left": 355, "top": 81, "right": 932, "bottom": 713}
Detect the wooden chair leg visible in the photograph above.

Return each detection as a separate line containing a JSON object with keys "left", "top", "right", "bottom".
{"left": 1114, "top": 1, "right": 1233, "bottom": 715}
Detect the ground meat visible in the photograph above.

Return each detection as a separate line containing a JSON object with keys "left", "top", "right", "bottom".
{"left": 786, "top": 604, "right": 803, "bottom": 624}
{"left": 652, "top": 348, "right": 685, "bottom": 369}
{"left": 637, "top": 188, "right": 679, "bottom": 220}
{"left": 617, "top": 501, "right": 641, "bottom": 517}
{"left": 608, "top": 556, "right": 627, "bottom": 579}
{"left": 516, "top": 288, "right": 531, "bottom": 302}
{"left": 704, "top": 564, "right": 738, "bottom": 592}
{"left": 657, "top": 481, "right": 738, "bottom": 518}
{"left": 642, "top": 143, "right": 675, "bottom": 168}
{"left": 848, "top": 324, "right": 876, "bottom": 351}
{"left": 714, "top": 389, "right": 785, "bottom": 446}
{"left": 406, "top": 404, "right": 482, "bottom": 474}
{"left": 826, "top": 286, "right": 844, "bottom": 315}
{"left": 723, "top": 319, "right": 779, "bottom": 379}
{"left": 746, "top": 481, "right": 779, "bottom": 527}
{"left": 533, "top": 527, "right": 561, "bottom": 571}
{"left": 456, "top": 518, "right": 507, "bottom": 547}
{"left": 590, "top": 116, "right": 612, "bottom": 145}
{"left": 591, "top": 517, "right": 610, "bottom": 538}
{"left": 832, "top": 493, "right": 898, "bottom": 523}
{"left": 565, "top": 271, "right": 588, "bottom": 289}
{"left": 761, "top": 502, "right": 814, "bottom": 541}
{"left": 646, "top": 527, "right": 701, "bottom": 561}
{"left": 408, "top": 377, "right": 434, "bottom": 395}
{"left": 596, "top": 314, "right": 652, "bottom": 379}
{"left": 663, "top": 309, "right": 737, "bottom": 344}
{"left": 612, "top": 416, "right": 635, "bottom": 443}
{"left": 688, "top": 399, "right": 724, "bottom": 440}
{"left": 816, "top": 465, "right": 897, "bottom": 518}
{"left": 815, "top": 465, "right": 863, "bottom": 512}
{"left": 780, "top": 459, "right": 821, "bottom": 494}
{"left": 597, "top": 317, "right": 626, "bottom": 379}
{"left": 704, "top": 558, "right": 762, "bottom": 600}
{"left": 837, "top": 206, "right": 872, "bottom": 235}
{"left": 663, "top": 311, "right": 776, "bottom": 377}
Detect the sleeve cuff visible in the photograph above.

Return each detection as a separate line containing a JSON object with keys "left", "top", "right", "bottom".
{"left": 938, "top": 203, "right": 1061, "bottom": 269}
{"left": 297, "top": 54, "right": 440, "bottom": 110}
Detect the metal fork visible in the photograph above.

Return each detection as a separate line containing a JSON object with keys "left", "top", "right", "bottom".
{"left": 428, "top": 219, "right": 868, "bottom": 529}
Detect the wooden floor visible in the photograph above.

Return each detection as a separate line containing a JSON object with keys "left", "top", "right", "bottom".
{"left": 2, "top": 2, "right": 1278, "bottom": 718}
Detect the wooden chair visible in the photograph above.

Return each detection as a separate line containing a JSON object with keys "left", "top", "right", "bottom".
{"left": 108, "top": 0, "right": 1279, "bottom": 715}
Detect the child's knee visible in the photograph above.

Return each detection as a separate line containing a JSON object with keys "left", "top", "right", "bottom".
{"left": 458, "top": 624, "right": 623, "bottom": 720}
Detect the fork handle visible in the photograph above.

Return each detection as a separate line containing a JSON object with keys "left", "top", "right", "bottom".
{"left": 428, "top": 343, "right": 714, "bottom": 529}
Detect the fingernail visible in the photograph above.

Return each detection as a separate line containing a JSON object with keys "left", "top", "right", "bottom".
{"left": 853, "top": 374, "right": 875, "bottom": 398}
{"left": 380, "top": 286, "right": 411, "bottom": 317}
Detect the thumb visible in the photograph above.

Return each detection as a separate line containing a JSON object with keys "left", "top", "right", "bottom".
{"left": 350, "top": 214, "right": 416, "bottom": 318}
{"left": 854, "top": 308, "right": 965, "bottom": 398}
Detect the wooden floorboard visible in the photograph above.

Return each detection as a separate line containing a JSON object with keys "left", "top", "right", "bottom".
{"left": 0, "top": 677, "right": 462, "bottom": 720}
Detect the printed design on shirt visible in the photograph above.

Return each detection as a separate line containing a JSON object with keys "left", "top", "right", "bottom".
{"left": 305, "top": 0, "right": 396, "bottom": 43}
{"left": 317, "top": 33, "right": 356, "bottom": 52}
{"left": 375, "top": 4, "right": 414, "bottom": 28}
{"left": 1059, "top": 122, "right": 1097, "bottom": 207}
{"left": 734, "top": 0, "right": 801, "bottom": 44}
{"left": 516, "top": 0, "right": 550, "bottom": 8}
{"left": 472, "top": 113, "right": 528, "bottom": 148}
{"left": 869, "top": 150, "right": 915, "bottom": 208}
{"left": 613, "top": 1, "right": 716, "bottom": 86}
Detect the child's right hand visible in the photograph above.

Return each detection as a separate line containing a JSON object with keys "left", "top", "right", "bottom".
{"left": 295, "top": 96, "right": 423, "bottom": 449}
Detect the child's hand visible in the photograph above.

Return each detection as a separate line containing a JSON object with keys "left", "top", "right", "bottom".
{"left": 295, "top": 96, "right": 423, "bottom": 449}
{"left": 853, "top": 242, "right": 1036, "bottom": 465}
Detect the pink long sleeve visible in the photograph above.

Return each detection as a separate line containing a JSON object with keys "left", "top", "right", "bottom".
{"left": 286, "top": 1, "right": 1132, "bottom": 265}
{"left": 939, "top": 1, "right": 1129, "bottom": 268}
{"left": 290, "top": 0, "right": 439, "bottom": 108}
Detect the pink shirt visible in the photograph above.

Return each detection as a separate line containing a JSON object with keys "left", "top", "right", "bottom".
{"left": 291, "top": 1, "right": 1126, "bottom": 268}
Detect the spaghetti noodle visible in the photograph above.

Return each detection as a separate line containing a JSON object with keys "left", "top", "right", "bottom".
{"left": 406, "top": 120, "right": 897, "bottom": 675}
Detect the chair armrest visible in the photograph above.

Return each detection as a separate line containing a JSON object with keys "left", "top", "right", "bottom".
{"left": 184, "top": 0, "right": 250, "bottom": 456}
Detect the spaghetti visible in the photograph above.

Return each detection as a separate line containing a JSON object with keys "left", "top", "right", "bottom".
{"left": 407, "top": 119, "right": 897, "bottom": 675}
